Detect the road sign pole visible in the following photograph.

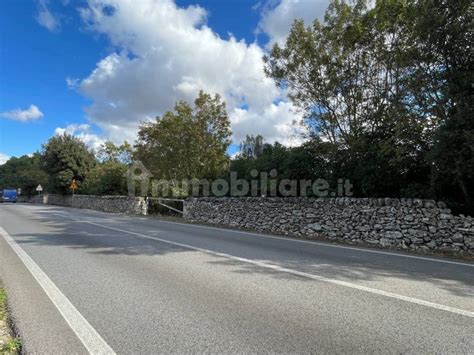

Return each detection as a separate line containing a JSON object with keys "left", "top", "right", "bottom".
{"left": 69, "top": 179, "right": 78, "bottom": 207}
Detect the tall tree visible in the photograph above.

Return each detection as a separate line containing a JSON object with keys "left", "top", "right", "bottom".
{"left": 263, "top": 0, "right": 435, "bottom": 198}
{"left": 80, "top": 141, "right": 133, "bottom": 196}
{"left": 264, "top": 0, "right": 435, "bottom": 147}
{"left": 42, "top": 134, "right": 96, "bottom": 193}
{"left": 411, "top": 0, "right": 474, "bottom": 213}
{"left": 238, "top": 134, "right": 265, "bottom": 159}
{"left": 135, "top": 91, "right": 232, "bottom": 181}
{"left": 97, "top": 141, "right": 134, "bottom": 164}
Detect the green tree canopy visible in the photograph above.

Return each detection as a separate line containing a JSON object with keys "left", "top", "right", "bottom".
{"left": 263, "top": 0, "right": 473, "bottom": 213}
{"left": 97, "top": 141, "right": 134, "bottom": 164}
{"left": 414, "top": 0, "right": 474, "bottom": 213}
{"left": 0, "top": 153, "right": 48, "bottom": 196}
{"left": 135, "top": 91, "right": 232, "bottom": 181}
{"left": 238, "top": 134, "right": 265, "bottom": 159}
{"left": 80, "top": 161, "right": 129, "bottom": 196}
{"left": 264, "top": 0, "right": 435, "bottom": 148}
{"left": 42, "top": 133, "right": 96, "bottom": 193}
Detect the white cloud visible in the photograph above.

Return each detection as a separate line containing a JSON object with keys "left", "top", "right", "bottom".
{"left": 258, "top": 0, "right": 329, "bottom": 46}
{"left": 36, "top": 0, "right": 61, "bottom": 32}
{"left": 73, "top": 0, "right": 304, "bottom": 145}
{"left": 0, "top": 153, "right": 10, "bottom": 165}
{"left": 0, "top": 105, "right": 44, "bottom": 122}
{"left": 230, "top": 101, "right": 305, "bottom": 146}
{"left": 54, "top": 123, "right": 106, "bottom": 151}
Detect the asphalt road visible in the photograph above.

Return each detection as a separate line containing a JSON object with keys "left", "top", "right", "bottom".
{"left": 0, "top": 203, "right": 473, "bottom": 354}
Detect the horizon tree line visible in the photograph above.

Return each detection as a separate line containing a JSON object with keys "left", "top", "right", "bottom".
{"left": 0, "top": 0, "right": 471, "bottom": 215}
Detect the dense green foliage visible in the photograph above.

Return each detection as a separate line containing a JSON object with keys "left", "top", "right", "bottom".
{"left": 135, "top": 91, "right": 232, "bottom": 180}
{"left": 416, "top": 0, "right": 474, "bottom": 213}
{"left": 78, "top": 141, "right": 133, "bottom": 196}
{"left": 0, "top": 153, "right": 48, "bottom": 196}
{"left": 262, "top": 0, "right": 473, "bottom": 214}
{"left": 42, "top": 134, "right": 97, "bottom": 193}
{"left": 78, "top": 161, "right": 127, "bottom": 196}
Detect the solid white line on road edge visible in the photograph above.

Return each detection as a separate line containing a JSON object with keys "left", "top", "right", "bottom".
{"left": 0, "top": 227, "right": 116, "bottom": 355}
{"left": 48, "top": 209, "right": 474, "bottom": 268}
{"left": 79, "top": 220, "right": 474, "bottom": 318}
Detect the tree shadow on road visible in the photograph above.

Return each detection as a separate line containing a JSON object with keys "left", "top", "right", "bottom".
{"left": 8, "top": 205, "right": 474, "bottom": 301}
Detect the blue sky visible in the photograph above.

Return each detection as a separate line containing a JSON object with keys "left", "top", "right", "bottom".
{"left": 0, "top": 0, "right": 328, "bottom": 163}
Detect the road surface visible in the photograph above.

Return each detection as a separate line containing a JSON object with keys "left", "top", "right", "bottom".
{"left": 0, "top": 203, "right": 473, "bottom": 353}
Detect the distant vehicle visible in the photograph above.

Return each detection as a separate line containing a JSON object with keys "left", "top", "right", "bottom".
{"left": 1, "top": 189, "right": 18, "bottom": 203}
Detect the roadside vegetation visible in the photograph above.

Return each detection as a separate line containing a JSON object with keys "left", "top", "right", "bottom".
{"left": 0, "top": 287, "right": 21, "bottom": 354}
{"left": 0, "top": 0, "right": 471, "bottom": 215}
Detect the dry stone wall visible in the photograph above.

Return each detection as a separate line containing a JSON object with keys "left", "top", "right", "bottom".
{"left": 24, "top": 194, "right": 147, "bottom": 215}
{"left": 184, "top": 197, "right": 474, "bottom": 256}
{"left": 21, "top": 194, "right": 474, "bottom": 256}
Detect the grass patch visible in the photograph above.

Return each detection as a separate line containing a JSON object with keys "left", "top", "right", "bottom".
{"left": 0, "top": 289, "right": 6, "bottom": 319}
{"left": 1, "top": 338, "right": 21, "bottom": 354}
{"left": 0, "top": 287, "right": 21, "bottom": 354}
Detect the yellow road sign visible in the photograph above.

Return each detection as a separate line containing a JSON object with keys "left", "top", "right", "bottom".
{"left": 69, "top": 179, "right": 78, "bottom": 191}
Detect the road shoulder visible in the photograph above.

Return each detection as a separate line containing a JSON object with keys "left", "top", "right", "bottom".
{"left": 0, "top": 285, "right": 21, "bottom": 354}
{"left": 0, "top": 230, "right": 87, "bottom": 354}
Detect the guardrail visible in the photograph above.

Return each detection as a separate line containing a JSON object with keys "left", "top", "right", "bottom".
{"left": 147, "top": 198, "right": 184, "bottom": 215}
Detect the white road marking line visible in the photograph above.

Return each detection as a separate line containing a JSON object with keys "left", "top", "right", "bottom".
{"left": 0, "top": 226, "right": 116, "bottom": 355}
{"left": 69, "top": 219, "right": 474, "bottom": 318}
{"left": 151, "top": 219, "right": 474, "bottom": 267}
{"left": 49, "top": 208, "right": 474, "bottom": 268}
